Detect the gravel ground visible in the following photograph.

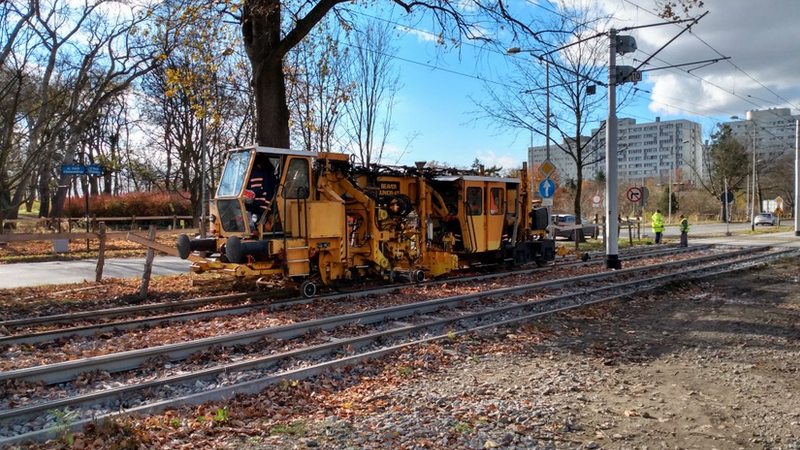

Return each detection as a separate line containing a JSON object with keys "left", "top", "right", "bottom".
{"left": 19, "top": 257, "right": 799, "bottom": 449}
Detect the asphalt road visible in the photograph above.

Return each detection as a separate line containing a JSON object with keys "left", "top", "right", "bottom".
{"left": 0, "top": 257, "right": 191, "bottom": 289}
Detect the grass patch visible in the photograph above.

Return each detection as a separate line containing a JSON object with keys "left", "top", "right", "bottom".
{"left": 562, "top": 237, "right": 654, "bottom": 253}
{"left": 269, "top": 421, "right": 306, "bottom": 436}
{"left": 743, "top": 225, "right": 794, "bottom": 235}
{"left": 453, "top": 421, "right": 472, "bottom": 434}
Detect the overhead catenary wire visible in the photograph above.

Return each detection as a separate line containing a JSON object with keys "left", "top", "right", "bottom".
{"left": 619, "top": 0, "right": 800, "bottom": 111}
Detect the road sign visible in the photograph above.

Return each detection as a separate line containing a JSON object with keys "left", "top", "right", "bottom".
{"left": 539, "top": 160, "right": 556, "bottom": 178}
{"left": 60, "top": 164, "right": 85, "bottom": 175}
{"left": 720, "top": 191, "right": 734, "bottom": 204}
{"left": 626, "top": 186, "right": 643, "bottom": 203}
{"left": 86, "top": 164, "right": 103, "bottom": 176}
{"left": 60, "top": 163, "right": 103, "bottom": 176}
{"left": 538, "top": 178, "right": 556, "bottom": 199}
{"left": 592, "top": 195, "right": 601, "bottom": 204}
{"left": 775, "top": 196, "right": 784, "bottom": 208}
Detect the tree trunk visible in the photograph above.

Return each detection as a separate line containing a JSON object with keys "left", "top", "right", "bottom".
{"left": 37, "top": 159, "right": 51, "bottom": 218}
{"left": 50, "top": 146, "right": 77, "bottom": 219}
{"left": 243, "top": 0, "right": 289, "bottom": 148}
{"left": 253, "top": 58, "right": 290, "bottom": 147}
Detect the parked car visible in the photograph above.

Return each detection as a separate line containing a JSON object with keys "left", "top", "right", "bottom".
{"left": 753, "top": 212, "right": 777, "bottom": 226}
{"left": 550, "top": 214, "right": 598, "bottom": 240}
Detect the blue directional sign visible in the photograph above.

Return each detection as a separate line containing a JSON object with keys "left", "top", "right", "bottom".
{"left": 86, "top": 164, "right": 103, "bottom": 176}
{"left": 538, "top": 178, "right": 556, "bottom": 199}
{"left": 60, "top": 164, "right": 86, "bottom": 175}
{"left": 60, "top": 163, "right": 103, "bottom": 176}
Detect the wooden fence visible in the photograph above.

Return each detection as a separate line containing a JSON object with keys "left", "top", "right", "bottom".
{"left": 0, "top": 215, "right": 194, "bottom": 233}
{"left": 0, "top": 221, "right": 199, "bottom": 298}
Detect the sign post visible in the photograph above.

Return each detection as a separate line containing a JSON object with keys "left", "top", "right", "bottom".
{"left": 538, "top": 160, "right": 557, "bottom": 234}
{"left": 59, "top": 163, "right": 104, "bottom": 251}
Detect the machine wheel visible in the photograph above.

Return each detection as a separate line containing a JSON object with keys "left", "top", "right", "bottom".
{"left": 513, "top": 243, "right": 531, "bottom": 264}
{"left": 300, "top": 280, "right": 318, "bottom": 298}
{"left": 413, "top": 270, "right": 425, "bottom": 283}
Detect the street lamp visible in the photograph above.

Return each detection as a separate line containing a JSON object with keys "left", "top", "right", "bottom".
{"left": 198, "top": 48, "right": 234, "bottom": 238}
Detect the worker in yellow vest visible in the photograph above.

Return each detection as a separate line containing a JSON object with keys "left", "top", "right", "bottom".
{"left": 651, "top": 209, "right": 665, "bottom": 244}
{"left": 679, "top": 214, "right": 689, "bottom": 247}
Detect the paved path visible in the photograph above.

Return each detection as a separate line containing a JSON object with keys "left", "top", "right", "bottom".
{"left": 0, "top": 257, "right": 191, "bottom": 289}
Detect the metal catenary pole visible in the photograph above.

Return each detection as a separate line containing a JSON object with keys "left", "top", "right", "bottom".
{"left": 795, "top": 119, "right": 799, "bottom": 236}
{"left": 605, "top": 29, "right": 620, "bottom": 270}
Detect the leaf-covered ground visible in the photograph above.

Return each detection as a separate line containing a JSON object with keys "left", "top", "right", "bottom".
{"left": 15, "top": 258, "right": 800, "bottom": 449}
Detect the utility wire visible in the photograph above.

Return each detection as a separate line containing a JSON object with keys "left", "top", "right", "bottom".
{"left": 620, "top": 0, "right": 800, "bottom": 110}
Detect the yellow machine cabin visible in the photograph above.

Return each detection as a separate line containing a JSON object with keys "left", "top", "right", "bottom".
{"left": 177, "top": 146, "right": 554, "bottom": 296}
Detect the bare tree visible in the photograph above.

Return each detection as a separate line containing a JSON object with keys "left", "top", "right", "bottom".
{"left": 695, "top": 124, "right": 749, "bottom": 220}
{"left": 286, "top": 18, "right": 351, "bottom": 153}
{"left": 345, "top": 21, "right": 400, "bottom": 167}
{"left": 475, "top": 6, "right": 614, "bottom": 226}
{"left": 238, "top": 0, "right": 545, "bottom": 149}
{"left": 47, "top": 0, "right": 183, "bottom": 218}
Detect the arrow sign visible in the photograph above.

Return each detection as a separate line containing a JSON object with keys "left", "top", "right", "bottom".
{"left": 626, "top": 186, "right": 643, "bottom": 203}
{"left": 538, "top": 178, "right": 556, "bottom": 199}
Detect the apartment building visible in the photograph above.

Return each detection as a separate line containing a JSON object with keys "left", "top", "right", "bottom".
{"left": 528, "top": 117, "right": 704, "bottom": 184}
{"left": 723, "top": 108, "right": 798, "bottom": 163}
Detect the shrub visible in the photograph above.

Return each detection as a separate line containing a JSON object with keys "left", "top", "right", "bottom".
{"left": 65, "top": 192, "right": 192, "bottom": 218}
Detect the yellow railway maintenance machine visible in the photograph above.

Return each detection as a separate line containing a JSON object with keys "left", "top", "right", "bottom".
{"left": 177, "top": 146, "right": 555, "bottom": 296}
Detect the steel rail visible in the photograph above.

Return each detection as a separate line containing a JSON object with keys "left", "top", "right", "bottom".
{"left": 2, "top": 248, "right": 782, "bottom": 425}
{"left": 0, "top": 243, "right": 697, "bottom": 329}
{"left": 0, "top": 246, "right": 761, "bottom": 386}
{"left": 0, "top": 246, "right": 791, "bottom": 447}
{"left": 1, "top": 245, "right": 708, "bottom": 346}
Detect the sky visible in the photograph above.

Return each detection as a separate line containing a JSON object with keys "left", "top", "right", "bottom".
{"left": 375, "top": 0, "right": 800, "bottom": 170}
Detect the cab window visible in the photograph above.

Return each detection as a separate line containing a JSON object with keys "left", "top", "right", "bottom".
{"left": 283, "top": 158, "right": 310, "bottom": 199}
{"left": 489, "top": 188, "right": 503, "bottom": 215}
{"left": 217, "top": 151, "right": 252, "bottom": 197}
{"left": 466, "top": 187, "right": 482, "bottom": 216}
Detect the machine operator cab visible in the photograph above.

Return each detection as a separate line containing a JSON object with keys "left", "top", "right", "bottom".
{"left": 213, "top": 146, "right": 313, "bottom": 239}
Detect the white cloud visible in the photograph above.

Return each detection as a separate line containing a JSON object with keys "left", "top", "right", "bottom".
{"left": 475, "top": 149, "right": 521, "bottom": 170}
{"left": 397, "top": 26, "right": 441, "bottom": 44}
{"left": 562, "top": 0, "right": 800, "bottom": 117}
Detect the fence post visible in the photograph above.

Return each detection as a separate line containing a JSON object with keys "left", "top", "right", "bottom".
{"left": 95, "top": 222, "right": 107, "bottom": 282}
{"left": 637, "top": 217, "right": 641, "bottom": 239}
{"left": 628, "top": 218, "right": 634, "bottom": 245}
{"left": 139, "top": 225, "right": 157, "bottom": 300}
{"left": 172, "top": 215, "right": 177, "bottom": 230}
{"left": 130, "top": 216, "right": 137, "bottom": 231}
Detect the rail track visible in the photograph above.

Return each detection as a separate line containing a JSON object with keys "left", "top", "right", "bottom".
{"left": 0, "top": 244, "right": 793, "bottom": 446}
{"left": 0, "top": 244, "right": 707, "bottom": 346}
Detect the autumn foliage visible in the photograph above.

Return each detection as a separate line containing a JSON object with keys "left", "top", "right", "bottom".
{"left": 64, "top": 192, "right": 192, "bottom": 217}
